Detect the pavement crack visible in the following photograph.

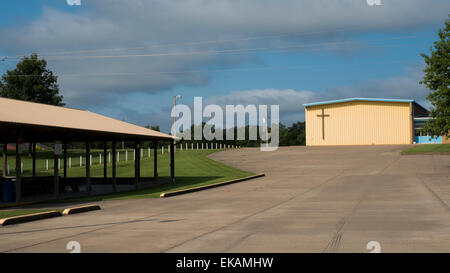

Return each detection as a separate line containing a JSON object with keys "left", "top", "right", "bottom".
{"left": 416, "top": 173, "right": 450, "bottom": 212}
{"left": 321, "top": 160, "right": 390, "bottom": 253}
{"left": 162, "top": 172, "right": 345, "bottom": 252}
{"left": 0, "top": 218, "right": 159, "bottom": 236}
{"left": 323, "top": 233, "right": 342, "bottom": 253}
{"left": 1, "top": 212, "right": 167, "bottom": 253}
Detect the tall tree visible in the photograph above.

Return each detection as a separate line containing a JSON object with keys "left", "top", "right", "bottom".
{"left": 0, "top": 53, "right": 64, "bottom": 106}
{"left": 145, "top": 125, "right": 160, "bottom": 132}
{"left": 421, "top": 19, "right": 450, "bottom": 136}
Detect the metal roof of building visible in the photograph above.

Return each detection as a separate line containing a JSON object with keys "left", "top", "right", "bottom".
{"left": 303, "top": 98, "right": 415, "bottom": 107}
{"left": 0, "top": 97, "right": 174, "bottom": 141}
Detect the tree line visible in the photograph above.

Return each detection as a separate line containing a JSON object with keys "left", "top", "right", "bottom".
{"left": 170, "top": 122, "right": 306, "bottom": 147}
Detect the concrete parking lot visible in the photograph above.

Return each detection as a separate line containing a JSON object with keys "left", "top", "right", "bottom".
{"left": 0, "top": 145, "right": 449, "bottom": 253}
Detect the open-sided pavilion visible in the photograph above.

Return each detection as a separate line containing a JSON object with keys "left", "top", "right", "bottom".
{"left": 0, "top": 97, "right": 176, "bottom": 203}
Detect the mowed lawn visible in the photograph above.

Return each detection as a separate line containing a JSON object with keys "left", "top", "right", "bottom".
{"left": 0, "top": 209, "right": 56, "bottom": 219}
{"left": 1, "top": 148, "right": 254, "bottom": 202}
{"left": 401, "top": 144, "right": 450, "bottom": 154}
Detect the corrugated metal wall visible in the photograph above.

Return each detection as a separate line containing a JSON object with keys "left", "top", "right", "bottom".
{"left": 305, "top": 101, "right": 412, "bottom": 146}
{"left": 443, "top": 135, "right": 450, "bottom": 144}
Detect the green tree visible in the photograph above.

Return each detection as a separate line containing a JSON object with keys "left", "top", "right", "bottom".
{"left": 278, "top": 122, "right": 306, "bottom": 146}
{"left": 286, "top": 122, "right": 306, "bottom": 146}
{"left": 421, "top": 19, "right": 450, "bottom": 136}
{"left": 145, "top": 125, "right": 160, "bottom": 132}
{"left": 0, "top": 53, "right": 64, "bottom": 106}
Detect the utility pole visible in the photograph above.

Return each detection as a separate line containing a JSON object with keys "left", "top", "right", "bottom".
{"left": 173, "top": 96, "right": 176, "bottom": 136}
{"left": 263, "top": 110, "right": 269, "bottom": 147}
{"left": 266, "top": 110, "right": 269, "bottom": 147}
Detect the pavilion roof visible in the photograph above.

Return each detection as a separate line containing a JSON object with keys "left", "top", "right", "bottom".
{"left": 0, "top": 97, "right": 174, "bottom": 142}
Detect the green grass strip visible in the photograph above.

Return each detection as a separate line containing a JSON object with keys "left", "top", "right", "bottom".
{"left": 401, "top": 144, "right": 450, "bottom": 155}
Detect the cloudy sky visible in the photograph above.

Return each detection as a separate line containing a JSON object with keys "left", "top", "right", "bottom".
{"left": 0, "top": 0, "right": 449, "bottom": 132}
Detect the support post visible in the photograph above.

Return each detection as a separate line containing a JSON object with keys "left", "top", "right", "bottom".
{"left": 54, "top": 152, "right": 59, "bottom": 200}
{"left": 103, "top": 141, "right": 107, "bottom": 181}
{"left": 153, "top": 140, "right": 158, "bottom": 179}
{"left": 112, "top": 140, "right": 117, "bottom": 192}
{"left": 32, "top": 142, "right": 36, "bottom": 178}
{"left": 2, "top": 143, "right": 7, "bottom": 178}
{"left": 15, "top": 139, "right": 22, "bottom": 203}
{"left": 134, "top": 141, "right": 140, "bottom": 189}
{"left": 170, "top": 140, "right": 175, "bottom": 182}
{"left": 410, "top": 102, "right": 414, "bottom": 144}
{"left": 63, "top": 142, "right": 67, "bottom": 180}
{"left": 86, "top": 140, "right": 91, "bottom": 195}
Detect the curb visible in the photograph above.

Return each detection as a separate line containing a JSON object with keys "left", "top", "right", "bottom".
{"left": 160, "top": 173, "right": 265, "bottom": 198}
{"left": 0, "top": 211, "right": 62, "bottom": 226}
{"left": 62, "top": 205, "right": 101, "bottom": 215}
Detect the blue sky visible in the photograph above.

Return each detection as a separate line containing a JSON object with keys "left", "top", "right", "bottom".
{"left": 0, "top": 0, "right": 448, "bottom": 133}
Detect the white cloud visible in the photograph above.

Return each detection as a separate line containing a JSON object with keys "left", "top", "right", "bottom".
{"left": 205, "top": 89, "right": 319, "bottom": 127}
{"left": 0, "top": 1, "right": 447, "bottom": 103}
{"left": 0, "top": 0, "right": 445, "bottom": 128}
{"left": 204, "top": 64, "right": 431, "bottom": 127}
{"left": 326, "top": 63, "right": 431, "bottom": 108}
{"left": 207, "top": 89, "right": 318, "bottom": 113}
{"left": 66, "top": 0, "right": 81, "bottom": 6}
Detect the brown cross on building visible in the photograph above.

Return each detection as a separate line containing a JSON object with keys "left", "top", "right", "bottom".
{"left": 317, "top": 108, "right": 330, "bottom": 140}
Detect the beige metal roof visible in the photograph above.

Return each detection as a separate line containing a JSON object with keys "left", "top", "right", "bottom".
{"left": 0, "top": 97, "right": 174, "bottom": 140}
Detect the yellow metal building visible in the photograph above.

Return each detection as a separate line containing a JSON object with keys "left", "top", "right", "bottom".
{"left": 304, "top": 98, "right": 430, "bottom": 146}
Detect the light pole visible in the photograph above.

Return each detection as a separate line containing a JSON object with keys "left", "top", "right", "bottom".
{"left": 173, "top": 94, "right": 182, "bottom": 137}
{"left": 263, "top": 111, "right": 269, "bottom": 148}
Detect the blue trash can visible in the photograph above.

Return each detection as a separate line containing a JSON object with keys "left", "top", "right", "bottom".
{"left": 2, "top": 179, "right": 16, "bottom": 203}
